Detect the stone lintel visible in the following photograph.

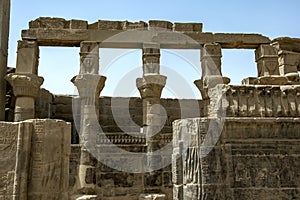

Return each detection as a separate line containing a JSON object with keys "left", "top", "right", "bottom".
{"left": 136, "top": 75, "right": 167, "bottom": 99}
{"left": 213, "top": 33, "right": 271, "bottom": 49}
{"left": 22, "top": 25, "right": 271, "bottom": 49}
{"left": 271, "top": 37, "right": 300, "bottom": 53}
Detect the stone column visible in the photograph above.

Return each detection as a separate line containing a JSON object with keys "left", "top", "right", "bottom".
{"left": 0, "top": 0, "right": 10, "bottom": 120}
{"left": 5, "top": 73, "right": 43, "bottom": 122}
{"left": 137, "top": 43, "right": 167, "bottom": 198}
{"left": 194, "top": 43, "right": 230, "bottom": 99}
{"left": 71, "top": 41, "right": 106, "bottom": 194}
{"left": 4, "top": 40, "right": 42, "bottom": 122}
{"left": 255, "top": 44, "right": 288, "bottom": 85}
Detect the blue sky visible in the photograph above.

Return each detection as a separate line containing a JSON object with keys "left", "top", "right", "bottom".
{"left": 7, "top": 0, "right": 300, "bottom": 98}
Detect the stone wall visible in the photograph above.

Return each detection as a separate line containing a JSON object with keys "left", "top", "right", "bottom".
{"left": 34, "top": 90, "right": 204, "bottom": 199}
{"left": 173, "top": 117, "right": 300, "bottom": 200}
{"left": 35, "top": 91, "right": 205, "bottom": 143}
{"left": 0, "top": 119, "right": 71, "bottom": 200}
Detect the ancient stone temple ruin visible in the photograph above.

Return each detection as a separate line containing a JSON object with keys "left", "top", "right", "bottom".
{"left": 1, "top": 16, "right": 300, "bottom": 200}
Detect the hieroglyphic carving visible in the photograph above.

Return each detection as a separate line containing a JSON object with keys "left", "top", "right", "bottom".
{"left": 27, "top": 119, "right": 71, "bottom": 200}
{"left": 0, "top": 122, "right": 18, "bottom": 199}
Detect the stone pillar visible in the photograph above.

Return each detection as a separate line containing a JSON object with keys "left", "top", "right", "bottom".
{"left": 137, "top": 43, "right": 167, "bottom": 198}
{"left": 278, "top": 50, "right": 300, "bottom": 82}
{"left": 194, "top": 43, "right": 230, "bottom": 99}
{"left": 71, "top": 41, "right": 106, "bottom": 194}
{"left": 4, "top": 40, "right": 42, "bottom": 122}
{"left": 5, "top": 73, "right": 43, "bottom": 122}
{"left": 0, "top": 0, "right": 10, "bottom": 120}
{"left": 255, "top": 44, "right": 288, "bottom": 85}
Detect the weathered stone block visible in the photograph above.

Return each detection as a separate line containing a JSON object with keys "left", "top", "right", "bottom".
{"left": 15, "top": 40, "right": 39, "bottom": 74}
{"left": 173, "top": 22, "right": 203, "bottom": 32}
{"left": 27, "top": 119, "right": 71, "bottom": 200}
{"left": 98, "top": 20, "right": 125, "bottom": 30}
{"left": 29, "top": 17, "right": 68, "bottom": 29}
{"left": 126, "top": 21, "right": 148, "bottom": 30}
{"left": 213, "top": 33, "right": 270, "bottom": 48}
{"left": 149, "top": 20, "right": 173, "bottom": 30}
{"left": 70, "top": 19, "right": 88, "bottom": 29}
{"left": 272, "top": 37, "right": 300, "bottom": 53}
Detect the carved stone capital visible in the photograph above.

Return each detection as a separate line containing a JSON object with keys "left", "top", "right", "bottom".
{"left": 194, "top": 76, "right": 230, "bottom": 99}
{"left": 136, "top": 75, "right": 166, "bottom": 99}
{"left": 5, "top": 73, "right": 44, "bottom": 98}
{"left": 71, "top": 74, "right": 106, "bottom": 105}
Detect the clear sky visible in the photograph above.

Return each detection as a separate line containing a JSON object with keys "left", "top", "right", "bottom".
{"left": 7, "top": 0, "right": 300, "bottom": 98}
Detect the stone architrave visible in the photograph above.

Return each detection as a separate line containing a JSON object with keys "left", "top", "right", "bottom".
{"left": 79, "top": 41, "right": 99, "bottom": 74}
{"left": 0, "top": 0, "right": 10, "bottom": 120}
{"left": 5, "top": 73, "right": 44, "bottom": 122}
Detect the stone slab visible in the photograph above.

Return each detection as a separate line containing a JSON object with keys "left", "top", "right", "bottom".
{"left": 213, "top": 33, "right": 271, "bottom": 48}
{"left": 272, "top": 37, "right": 300, "bottom": 53}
